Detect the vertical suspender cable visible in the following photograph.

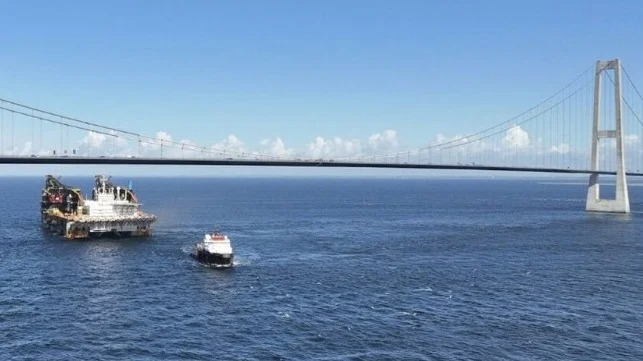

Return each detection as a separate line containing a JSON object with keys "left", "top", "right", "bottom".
{"left": 0, "top": 101, "right": 3, "bottom": 155}
{"left": 555, "top": 103, "right": 558, "bottom": 168}
{"left": 551, "top": 94, "right": 555, "bottom": 168}
{"left": 568, "top": 92, "right": 572, "bottom": 168}
{"left": 562, "top": 98, "right": 565, "bottom": 168}
{"left": 11, "top": 111, "right": 14, "bottom": 154}
{"left": 31, "top": 110, "right": 34, "bottom": 155}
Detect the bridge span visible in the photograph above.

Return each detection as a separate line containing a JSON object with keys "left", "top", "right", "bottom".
{"left": 2, "top": 59, "right": 643, "bottom": 212}
{"left": 2, "top": 155, "right": 642, "bottom": 177}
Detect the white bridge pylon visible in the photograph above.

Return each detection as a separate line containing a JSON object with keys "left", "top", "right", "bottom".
{"left": 586, "top": 59, "right": 630, "bottom": 213}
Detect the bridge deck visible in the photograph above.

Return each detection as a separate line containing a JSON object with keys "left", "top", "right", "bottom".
{"left": 1, "top": 156, "right": 641, "bottom": 176}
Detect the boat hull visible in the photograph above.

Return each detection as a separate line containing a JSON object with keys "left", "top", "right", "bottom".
{"left": 42, "top": 213, "right": 154, "bottom": 239}
{"left": 192, "top": 249, "right": 234, "bottom": 268}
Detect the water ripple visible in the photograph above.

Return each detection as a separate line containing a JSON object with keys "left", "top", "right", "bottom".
{"left": 0, "top": 177, "right": 642, "bottom": 360}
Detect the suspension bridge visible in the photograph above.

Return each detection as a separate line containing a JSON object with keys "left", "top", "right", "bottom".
{"left": 1, "top": 59, "right": 642, "bottom": 213}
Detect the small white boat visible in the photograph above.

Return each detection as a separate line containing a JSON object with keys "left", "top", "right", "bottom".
{"left": 192, "top": 230, "right": 234, "bottom": 268}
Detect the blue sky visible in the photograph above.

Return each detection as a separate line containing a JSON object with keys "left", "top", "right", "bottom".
{"left": 1, "top": 0, "right": 643, "bottom": 175}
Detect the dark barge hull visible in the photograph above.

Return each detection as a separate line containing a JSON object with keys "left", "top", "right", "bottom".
{"left": 192, "top": 250, "right": 234, "bottom": 268}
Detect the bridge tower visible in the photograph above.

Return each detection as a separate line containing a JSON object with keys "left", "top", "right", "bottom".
{"left": 586, "top": 59, "right": 630, "bottom": 213}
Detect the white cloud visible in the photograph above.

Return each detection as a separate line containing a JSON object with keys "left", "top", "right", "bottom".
{"left": 259, "top": 137, "right": 293, "bottom": 158}
{"left": 307, "top": 136, "right": 362, "bottom": 159}
{"left": 303, "top": 129, "right": 401, "bottom": 159}
{"left": 21, "top": 141, "right": 32, "bottom": 156}
{"left": 5, "top": 141, "right": 34, "bottom": 156}
{"left": 368, "top": 129, "right": 399, "bottom": 152}
{"left": 503, "top": 125, "right": 530, "bottom": 148}
{"left": 177, "top": 139, "right": 200, "bottom": 158}
{"left": 429, "top": 133, "right": 493, "bottom": 154}
{"left": 46, "top": 128, "right": 408, "bottom": 161}
{"left": 211, "top": 134, "right": 246, "bottom": 157}
{"left": 550, "top": 143, "right": 570, "bottom": 154}
{"left": 155, "top": 131, "right": 172, "bottom": 143}
{"left": 78, "top": 130, "right": 130, "bottom": 156}
{"left": 81, "top": 131, "right": 107, "bottom": 148}
{"left": 136, "top": 131, "right": 186, "bottom": 157}
{"left": 140, "top": 131, "right": 172, "bottom": 150}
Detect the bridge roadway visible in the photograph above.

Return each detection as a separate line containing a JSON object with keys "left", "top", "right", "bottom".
{"left": 1, "top": 156, "right": 642, "bottom": 177}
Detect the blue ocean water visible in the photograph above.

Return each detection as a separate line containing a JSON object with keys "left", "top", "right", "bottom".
{"left": 0, "top": 176, "right": 642, "bottom": 360}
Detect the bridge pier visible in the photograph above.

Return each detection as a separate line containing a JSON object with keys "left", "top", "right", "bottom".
{"left": 586, "top": 59, "right": 630, "bottom": 213}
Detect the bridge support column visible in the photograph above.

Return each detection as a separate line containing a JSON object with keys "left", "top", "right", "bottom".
{"left": 586, "top": 59, "right": 630, "bottom": 213}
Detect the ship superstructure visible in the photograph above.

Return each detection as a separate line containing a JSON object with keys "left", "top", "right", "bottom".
{"left": 41, "top": 175, "right": 156, "bottom": 239}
